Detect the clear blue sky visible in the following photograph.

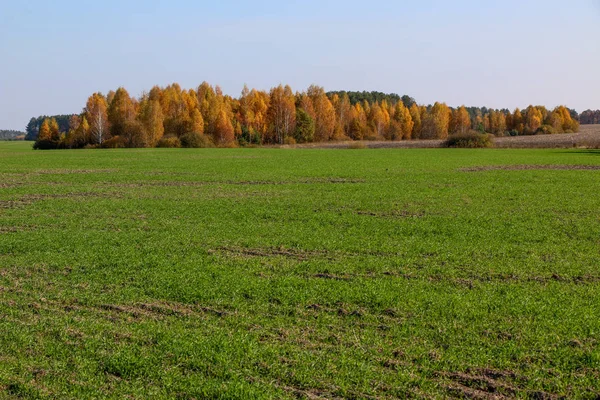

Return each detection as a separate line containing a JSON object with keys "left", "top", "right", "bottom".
{"left": 1, "top": 0, "right": 599, "bottom": 130}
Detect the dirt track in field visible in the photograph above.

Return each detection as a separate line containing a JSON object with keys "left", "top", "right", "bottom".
{"left": 293, "top": 124, "right": 600, "bottom": 149}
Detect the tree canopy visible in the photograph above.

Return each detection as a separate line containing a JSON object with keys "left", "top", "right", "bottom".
{"left": 0, "top": 130, "right": 25, "bottom": 140}
{"left": 30, "top": 83, "right": 582, "bottom": 150}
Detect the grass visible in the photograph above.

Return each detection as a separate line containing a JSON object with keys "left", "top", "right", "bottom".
{"left": 1, "top": 141, "right": 600, "bottom": 399}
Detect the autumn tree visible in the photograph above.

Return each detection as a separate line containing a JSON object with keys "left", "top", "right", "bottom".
{"left": 47, "top": 118, "right": 60, "bottom": 141}
{"left": 33, "top": 118, "right": 55, "bottom": 149}
{"left": 33, "top": 117, "right": 61, "bottom": 149}
{"left": 489, "top": 110, "right": 507, "bottom": 136}
{"left": 106, "top": 90, "right": 116, "bottom": 106}
{"left": 505, "top": 110, "right": 513, "bottom": 132}
{"left": 409, "top": 104, "right": 422, "bottom": 138}
{"left": 239, "top": 87, "right": 269, "bottom": 144}
{"left": 108, "top": 87, "right": 136, "bottom": 138}
{"left": 68, "top": 115, "right": 81, "bottom": 133}
{"left": 307, "top": 85, "right": 336, "bottom": 141}
{"left": 122, "top": 120, "right": 146, "bottom": 147}
{"left": 38, "top": 118, "right": 52, "bottom": 141}
{"left": 189, "top": 109, "right": 204, "bottom": 135}
{"left": 158, "top": 84, "right": 185, "bottom": 137}
{"left": 472, "top": 112, "right": 484, "bottom": 132}
{"left": 368, "top": 102, "right": 390, "bottom": 138}
{"left": 139, "top": 99, "right": 165, "bottom": 147}
{"left": 268, "top": 85, "right": 296, "bottom": 144}
{"left": 214, "top": 109, "right": 235, "bottom": 146}
{"left": 332, "top": 92, "right": 352, "bottom": 138}
{"left": 548, "top": 110, "right": 563, "bottom": 133}
{"left": 554, "top": 105, "right": 579, "bottom": 132}
{"left": 451, "top": 106, "right": 471, "bottom": 134}
{"left": 64, "top": 115, "right": 83, "bottom": 148}
{"left": 349, "top": 103, "right": 367, "bottom": 140}
{"left": 512, "top": 108, "right": 524, "bottom": 134}
{"left": 421, "top": 102, "right": 450, "bottom": 139}
{"left": 85, "top": 93, "right": 109, "bottom": 144}
{"left": 69, "top": 116, "right": 90, "bottom": 148}
{"left": 525, "top": 106, "right": 542, "bottom": 134}
{"left": 394, "top": 102, "right": 414, "bottom": 140}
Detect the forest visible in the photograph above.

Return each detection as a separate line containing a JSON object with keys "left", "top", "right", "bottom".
{"left": 579, "top": 109, "right": 600, "bottom": 125}
{"left": 32, "top": 83, "right": 582, "bottom": 149}
{"left": 25, "top": 115, "right": 72, "bottom": 141}
{"left": 0, "top": 130, "right": 25, "bottom": 140}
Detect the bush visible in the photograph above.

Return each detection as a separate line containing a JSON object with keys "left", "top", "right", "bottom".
{"left": 180, "top": 132, "right": 213, "bottom": 148}
{"left": 283, "top": 137, "right": 296, "bottom": 145}
{"left": 445, "top": 131, "right": 494, "bottom": 148}
{"left": 348, "top": 141, "right": 367, "bottom": 149}
{"left": 33, "top": 139, "right": 59, "bottom": 150}
{"left": 101, "top": 136, "right": 127, "bottom": 149}
{"left": 156, "top": 136, "right": 181, "bottom": 148}
{"left": 536, "top": 125, "right": 556, "bottom": 135}
{"left": 218, "top": 140, "right": 238, "bottom": 148}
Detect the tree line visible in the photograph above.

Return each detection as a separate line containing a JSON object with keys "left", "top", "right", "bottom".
{"left": 579, "top": 110, "right": 600, "bottom": 125}
{"left": 32, "top": 83, "right": 581, "bottom": 149}
{"left": 26, "top": 115, "right": 72, "bottom": 141}
{"left": 0, "top": 130, "right": 26, "bottom": 140}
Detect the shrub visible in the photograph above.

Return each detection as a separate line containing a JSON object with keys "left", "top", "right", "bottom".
{"left": 575, "top": 139, "right": 600, "bottom": 149}
{"left": 536, "top": 125, "right": 556, "bottom": 135}
{"left": 283, "top": 137, "right": 296, "bottom": 145}
{"left": 101, "top": 136, "right": 127, "bottom": 149}
{"left": 348, "top": 141, "right": 367, "bottom": 149}
{"left": 181, "top": 132, "right": 213, "bottom": 148}
{"left": 218, "top": 140, "right": 238, "bottom": 148}
{"left": 445, "top": 131, "right": 494, "bottom": 148}
{"left": 156, "top": 136, "right": 181, "bottom": 148}
{"left": 33, "top": 139, "right": 59, "bottom": 150}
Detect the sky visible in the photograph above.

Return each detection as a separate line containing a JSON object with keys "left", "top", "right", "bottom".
{"left": 1, "top": 0, "right": 599, "bottom": 130}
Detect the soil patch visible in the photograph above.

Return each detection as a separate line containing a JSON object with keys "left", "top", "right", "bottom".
{"left": 438, "top": 369, "right": 559, "bottom": 400}
{"left": 211, "top": 246, "right": 335, "bottom": 261}
{"left": 461, "top": 164, "right": 600, "bottom": 172}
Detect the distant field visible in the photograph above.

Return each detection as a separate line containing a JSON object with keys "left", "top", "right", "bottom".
{"left": 297, "top": 124, "right": 600, "bottom": 149}
{"left": 1, "top": 142, "right": 600, "bottom": 399}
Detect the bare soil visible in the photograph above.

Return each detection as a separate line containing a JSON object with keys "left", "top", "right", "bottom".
{"left": 461, "top": 165, "right": 600, "bottom": 172}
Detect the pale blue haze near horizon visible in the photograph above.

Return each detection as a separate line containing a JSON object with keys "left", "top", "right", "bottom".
{"left": 1, "top": 0, "right": 599, "bottom": 130}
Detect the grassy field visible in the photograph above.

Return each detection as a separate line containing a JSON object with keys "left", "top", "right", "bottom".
{"left": 1, "top": 141, "right": 600, "bottom": 399}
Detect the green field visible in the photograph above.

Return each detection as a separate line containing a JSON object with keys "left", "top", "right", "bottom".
{"left": 1, "top": 141, "right": 599, "bottom": 399}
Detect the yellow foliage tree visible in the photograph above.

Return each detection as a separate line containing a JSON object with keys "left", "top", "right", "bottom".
{"left": 512, "top": 108, "right": 524, "bottom": 134}
{"left": 451, "top": 106, "right": 471, "bottom": 134}
{"left": 38, "top": 119, "right": 52, "bottom": 141}
{"left": 214, "top": 110, "right": 235, "bottom": 146}
{"left": 393, "top": 102, "right": 414, "bottom": 140}
{"left": 268, "top": 85, "right": 296, "bottom": 144}
{"left": 409, "top": 104, "right": 422, "bottom": 138}
{"left": 422, "top": 102, "right": 450, "bottom": 139}
{"left": 85, "top": 93, "right": 109, "bottom": 144}
{"left": 525, "top": 106, "right": 542, "bottom": 134}
{"left": 139, "top": 99, "right": 165, "bottom": 147}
